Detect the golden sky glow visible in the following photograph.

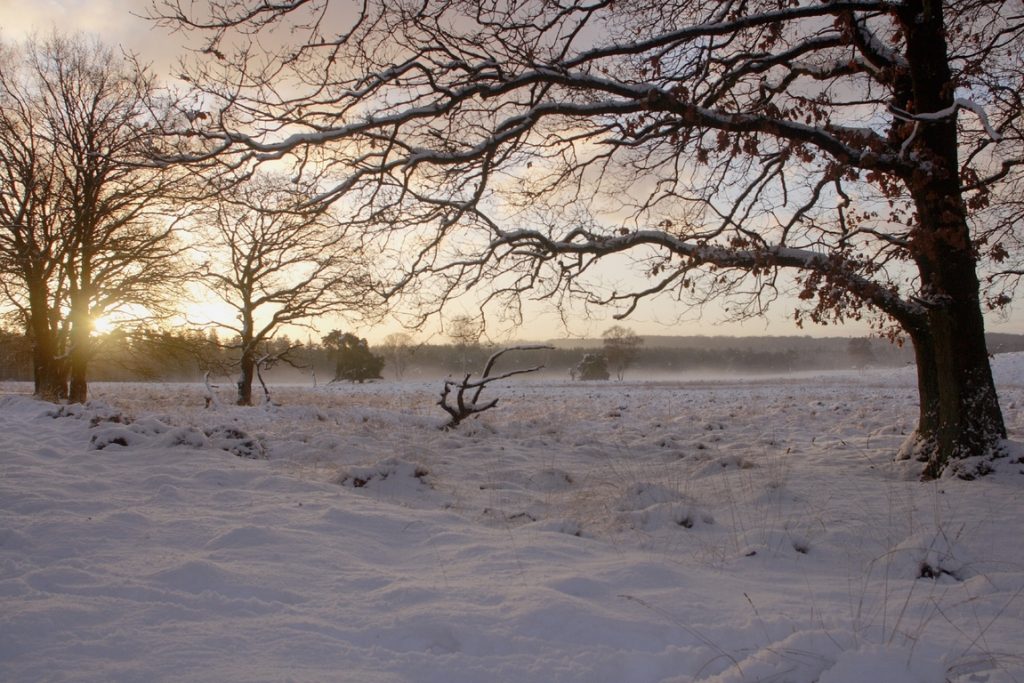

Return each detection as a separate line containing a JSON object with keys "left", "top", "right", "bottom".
{"left": 3, "top": 1, "right": 1023, "bottom": 343}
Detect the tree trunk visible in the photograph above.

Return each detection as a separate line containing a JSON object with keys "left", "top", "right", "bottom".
{"left": 30, "top": 330, "right": 66, "bottom": 401}
{"left": 67, "top": 346, "right": 89, "bottom": 404}
{"left": 898, "top": 173, "right": 1008, "bottom": 479}
{"left": 66, "top": 292, "right": 91, "bottom": 404}
{"left": 893, "top": 0, "right": 1007, "bottom": 478}
{"left": 27, "top": 281, "right": 66, "bottom": 401}
{"left": 902, "top": 309, "right": 1006, "bottom": 479}
{"left": 899, "top": 171, "right": 1008, "bottom": 478}
{"left": 237, "top": 350, "right": 255, "bottom": 406}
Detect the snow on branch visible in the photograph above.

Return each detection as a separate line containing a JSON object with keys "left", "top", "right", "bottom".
{"left": 561, "top": 1, "right": 897, "bottom": 71}
{"left": 890, "top": 99, "right": 1002, "bottom": 142}
{"left": 489, "top": 228, "right": 926, "bottom": 324}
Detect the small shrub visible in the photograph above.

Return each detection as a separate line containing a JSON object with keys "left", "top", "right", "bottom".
{"left": 573, "top": 353, "right": 610, "bottom": 381}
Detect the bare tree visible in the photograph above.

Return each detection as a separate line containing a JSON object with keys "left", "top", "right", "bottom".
{"left": 150, "top": 1, "right": 1024, "bottom": 477}
{"left": 0, "top": 40, "right": 68, "bottom": 399}
{"left": 448, "top": 314, "right": 483, "bottom": 373}
{"left": 380, "top": 331, "right": 414, "bottom": 380}
{"left": 194, "top": 173, "right": 375, "bottom": 405}
{"left": 0, "top": 33, "right": 187, "bottom": 402}
{"left": 602, "top": 326, "right": 644, "bottom": 381}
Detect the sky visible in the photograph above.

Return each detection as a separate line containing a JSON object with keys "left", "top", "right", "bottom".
{"left": 2, "top": 0, "right": 1023, "bottom": 344}
{"left": 0, "top": 0, "right": 181, "bottom": 68}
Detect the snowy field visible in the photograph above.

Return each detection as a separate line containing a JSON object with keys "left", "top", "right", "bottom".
{"left": 2, "top": 359, "right": 1023, "bottom": 683}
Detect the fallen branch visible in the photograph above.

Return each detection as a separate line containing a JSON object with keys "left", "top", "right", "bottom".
{"left": 438, "top": 345, "right": 553, "bottom": 429}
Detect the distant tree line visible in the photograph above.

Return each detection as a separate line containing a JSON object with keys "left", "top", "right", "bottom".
{"left": 389, "top": 337, "right": 915, "bottom": 379}
{"left": 0, "top": 325, "right": 375, "bottom": 386}
{"left": 11, "top": 326, "right": 1024, "bottom": 386}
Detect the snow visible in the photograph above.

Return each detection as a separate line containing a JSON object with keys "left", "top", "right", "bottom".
{"left": 2, "top": 358, "right": 1023, "bottom": 682}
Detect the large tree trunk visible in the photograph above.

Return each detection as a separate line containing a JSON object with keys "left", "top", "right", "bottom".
{"left": 237, "top": 310, "right": 256, "bottom": 405}
{"left": 902, "top": 308, "right": 1006, "bottom": 479}
{"left": 66, "top": 292, "right": 91, "bottom": 404}
{"left": 67, "top": 337, "right": 89, "bottom": 404}
{"left": 237, "top": 349, "right": 255, "bottom": 406}
{"left": 893, "top": 0, "right": 1007, "bottom": 478}
{"left": 32, "top": 347, "right": 66, "bottom": 401}
{"left": 30, "top": 328, "right": 66, "bottom": 401}
{"left": 27, "top": 281, "right": 66, "bottom": 401}
{"left": 898, "top": 174, "right": 1008, "bottom": 479}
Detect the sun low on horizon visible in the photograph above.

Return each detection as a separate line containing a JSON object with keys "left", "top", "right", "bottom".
{"left": 5, "top": 0, "right": 1024, "bottom": 346}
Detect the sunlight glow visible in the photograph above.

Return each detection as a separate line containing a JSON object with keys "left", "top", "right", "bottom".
{"left": 91, "top": 313, "right": 119, "bottom": 334}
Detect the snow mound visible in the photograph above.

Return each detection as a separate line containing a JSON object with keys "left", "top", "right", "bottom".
{"left": 818, "top": 644, "right": 946, "bottom": 683}
{"left": 88, "top": 416, "right": 265, "bottom": 458}
{"left": 875, "top": 530, "right": 975, "bottom": 582}
{"left": 696, "top": 631, "right": 946, "bottom": 683}
{"left": 335, "top": 457, "right": 430, "bottom": 492}
{"left": 616, "top": 482, "right": 685, "bottom": 511}
{"left": 202, "top": 424, "right": 266, "bottom": 459}
{"left": 46, "top": 399, "right": 127, "bottom": 426}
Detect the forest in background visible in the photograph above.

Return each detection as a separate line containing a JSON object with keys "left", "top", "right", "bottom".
{"left": 4, "top": 326, "right": 1024, "bottom": 384}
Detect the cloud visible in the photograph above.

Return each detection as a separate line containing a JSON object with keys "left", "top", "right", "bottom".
{"left": 0, "top": 0, "right": 184, "bottom": 72}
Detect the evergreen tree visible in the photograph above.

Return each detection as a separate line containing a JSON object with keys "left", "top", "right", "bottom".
{"left": 323, "top": 331, "right": 384, "bottom": 383}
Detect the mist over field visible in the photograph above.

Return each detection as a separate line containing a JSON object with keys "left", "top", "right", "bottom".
{"left": 0, "top": 331, "right": 935, "bottom": 384}
{"left": 213, "top": 333, "right": 1020, "bottom": 384}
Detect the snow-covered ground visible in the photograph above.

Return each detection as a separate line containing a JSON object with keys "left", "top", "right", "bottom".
{"left": 2, "top": 359, "right": 1023, "bottom": 682}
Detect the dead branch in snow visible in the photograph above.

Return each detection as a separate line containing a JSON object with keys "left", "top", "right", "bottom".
{"left": 438, "top": 345, "right": 553, "bottom": 430}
